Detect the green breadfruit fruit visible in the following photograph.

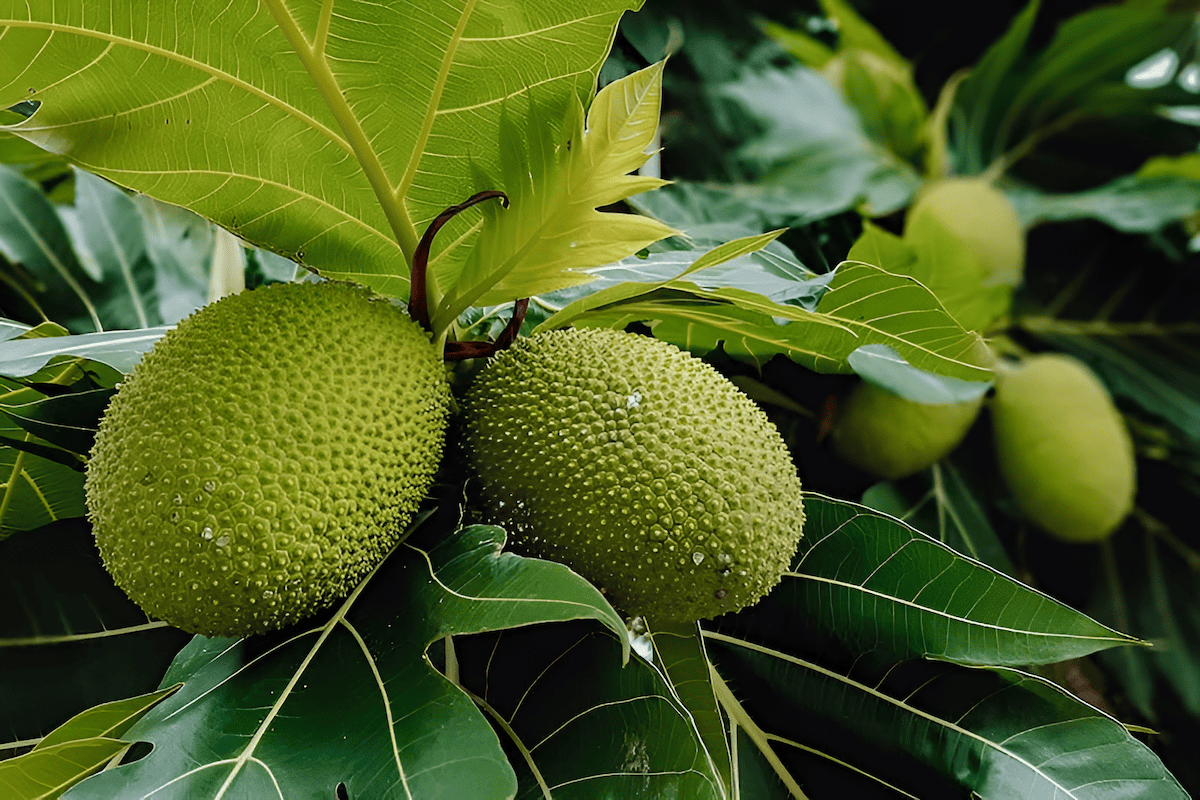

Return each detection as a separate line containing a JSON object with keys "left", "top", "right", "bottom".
{"left": 906, "top": 177, "right": 1025, "bottom": 287}
{"left": 85, "top": 282, "right": 450, "bottom": 637}
{"left": 830, "top": 382, "right": 984, "bottom": 480}
{"left": 991, "top": 354, "right": 1136, "bottom": 543}
{"left": 463, "top": 327, "right": 805, "bottom": 623}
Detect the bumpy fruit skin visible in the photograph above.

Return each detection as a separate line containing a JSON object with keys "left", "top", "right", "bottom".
{"left": 830, "top": 382, "right": 983, "bottom": 480}
{"left": 463, "top": 328, "right": 805, "bottom": 622}
{"left": 991, "top": 354, "right": 1136, "bottom": 543}
{"left": 906, "top": 178, "right": 1025, "bottom": 286}
{"left": 85, "top": 282, "right": 449, "bottom": 636}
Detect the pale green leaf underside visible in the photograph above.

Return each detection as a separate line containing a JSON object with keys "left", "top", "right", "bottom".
{"left": 0, "top": 0, "right": 640, "bottom": 303}
{"left": 560, "top": 261, "right": 992, "bottom": 380}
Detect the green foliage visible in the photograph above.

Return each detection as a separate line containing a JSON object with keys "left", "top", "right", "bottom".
{"left": 431, "top": 61, "right": 676, "bottom": 336}
{"left": 2, "top": 0, "right": 1199, "bottom": 797}
{"left": 63, "top": 524, "right": 634, "bottom": 798}
{"left": 0, "top": 687, "right": 178, "bottom": 799}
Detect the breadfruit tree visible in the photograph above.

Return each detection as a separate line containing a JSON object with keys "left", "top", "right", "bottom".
{"left": 1, "top": 1, "right": 1197, "bottom": 798}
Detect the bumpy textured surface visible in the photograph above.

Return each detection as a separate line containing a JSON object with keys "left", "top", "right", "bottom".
{"left": 86, "top": 282, "right": 449, "bottom": 636}
{"left": 992, "top": 354, "right": 1136, "bottom": 543}
{"left": 906, "top": 178, "right": 1025, "bottom": 285}
{"left": 464, "top": 328, "right": 805, "bottom": 622}
{"left": 831, "top": 382, "right": 984, "bottom": 480}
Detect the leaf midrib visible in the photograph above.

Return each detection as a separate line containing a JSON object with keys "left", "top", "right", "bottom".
{"left": 704, "top": 631, "right": 1081, "bottom": 798}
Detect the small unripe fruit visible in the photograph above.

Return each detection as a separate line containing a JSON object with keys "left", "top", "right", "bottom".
{"left": 991, "top": 354, "right": 1135, "bottom": 543}
{"left": 463, "top": 328, "right": 805, "bottom": 623}
{"left": 830, "top": 382, "right": 983, "bottom": 480}
{"left": 906, "top": 178, "right": 1025, "bottom": 287}
{"left": 86, "top": 282, "right": 450, "bottom": 637}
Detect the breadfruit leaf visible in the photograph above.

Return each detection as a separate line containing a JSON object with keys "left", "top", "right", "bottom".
{"left": 861, "top": 462, "right": 1019, "bottom": 578}
{"left": 785, "top": 495, "right": 1139, "bottom": 666}
{"left": 61, "top": 524, "right": 630, "bottom": 799}
{"left": 0, "top": 685, "right": 180, "bottom": 799}
{"left": 552, "top": 260, "right": 993, "bottom": 381}
{"left": 0, "top": 518, "right": 188, "bottom": 747}
{"left": 0, "top": 165, "right": 102, "bottom": 333}
{"left": 534, "top": 229, "right": 787, "bottom": 332}
{"left": 0, "top": 381, "right": 86, "bottom": 535}
{"left": 705, "top": 635, "right": 1186, "bottom": 799}
{"left": 0, "top": 1, "right": 642, "bottom": 303}
{"left": 1009, "top": 173, "right": 1200, "bottom": 233}
{"left": 0, "top": 738, "right": 130, "bottom": 799}
{"left": 431, "top": 61, "right": 677, "bottom": 334}
{"left": 648, "top": 619, "right": 733, "bottom": 797}
{"left": 453, "top": 621, "right": 726, "bottom": 800}
{"left": 692, "top": 494, "right": 1177, "bottom": 798}
{"left": 0, "top": 329, "right": 170, "bottom": 379}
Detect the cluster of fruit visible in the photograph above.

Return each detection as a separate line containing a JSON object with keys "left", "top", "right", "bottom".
{"left": 84, "top": 283, "right": 805, "bottom": 638}
{"left": 830, "top": 179, "right": 1136, "bottom": 544}
{"left": 84, "top": 179, "right": 1134, "bottom": 640}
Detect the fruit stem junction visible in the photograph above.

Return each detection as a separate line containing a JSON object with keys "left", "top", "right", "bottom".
{"left": 410, "top": 190, "right": 530, "bottom": 362}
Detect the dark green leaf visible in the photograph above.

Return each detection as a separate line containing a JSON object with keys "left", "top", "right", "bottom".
{"left": 1091, "top": 529, "right": 1200, "bottom": 721}
{"left": 1, "top": 386, "right": 112, "bottom": 455}
{"left": 648, "top": 618, "right": 732, "bottom": 794}
{"left": 785, "top": 495, "right": 1138, "bottom": 666}
{"left": 720, "top": 66, "right": 922, "bottom": 219}
{"left": 952, "top": 1, "right": 1040, "bottom": 174}
{"left": 65, "top": 525, "right": 627, "bottom": 799}
{"left": 1011, "top": 174, "right": 1200, "bottom": 233}
{"left": 0, "top": 410, "right": 86, "bottom": 534}
{"left": 0, "top": 165, "right": 101, "bottom": 333}
{"left": 454, "top": 621, "right": 725, "bottom": 800}
{"left": 705, "top": 632, "right": 1187, "bottom": 799}
{"left": 951, "top": 1, "right": 1195, "bottom": 174}
{"left": 0, "top": 518, "right": 190, "bottom": 748}
{"left": 64, "top": 169, "right": 161, "bottom": 329}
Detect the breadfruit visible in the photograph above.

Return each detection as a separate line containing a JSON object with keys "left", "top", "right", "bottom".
{"left": 85, "top": 282, "right": 449, "bottom": 637}
{"left": 991, "top": 354, "right": 1135, "bottom": 543}
{"left": 463, "top": 328, "right": 805, "bottom": 622}
{"left": 906, "top": 177, "right": 1025, "bottom": 287}
{"left": 830, "top": 382, "right": 984, "bottom": 480}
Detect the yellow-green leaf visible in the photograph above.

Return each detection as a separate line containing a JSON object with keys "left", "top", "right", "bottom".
{"left": 432, "top": 61, "right": 677, "bottom": 334}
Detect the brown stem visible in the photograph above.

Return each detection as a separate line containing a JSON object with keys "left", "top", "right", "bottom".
{"left": 444, "top": 298, "right": 530, "bottom": 361}
{"left": 410, "top": 189, "right": 509, "bottom": 331}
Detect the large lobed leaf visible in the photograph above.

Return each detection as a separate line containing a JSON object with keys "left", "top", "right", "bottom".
{"left": 453, "top": 621, "right": 725, "bottom": 800}
{"left": 63, "top": 524, "right": 631, "bottom": 799}
{"left": 0, "top": 0, "right": 642, "bottom": 302}
{"left": 430, "top": 61, "right": 676, "bottom": 335}
{"left": 719, "top": 65, "right": 923, "bottom": 219}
